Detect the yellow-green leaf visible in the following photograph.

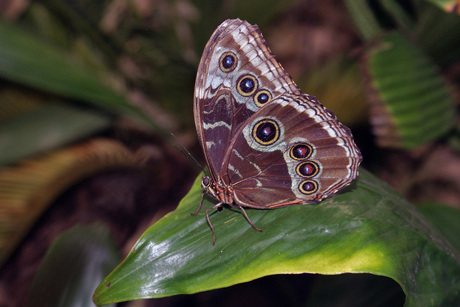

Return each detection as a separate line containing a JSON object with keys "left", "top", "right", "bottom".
{"left": 93, "top": 169, "right": 460, "bottom": 306}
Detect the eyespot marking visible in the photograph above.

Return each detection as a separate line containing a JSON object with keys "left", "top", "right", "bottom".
{"left": 219, "top": 52, "right": 237, "bottom": 72}
{"left": 296, "top": 161, "right": 319, "bottom": 178}
{"left": 252, "top": 119, "right": 279, "bottom": 145}
{"left": 254, "top": 90, "right": 271, "bottom": 107}
{"left": 290, "top": 143, "right": 313, "bottom": 160}
{"left": 237, "top": 75, "right": 258, "bottom": 96}
{"left": 299, "top": 180, "right": 318, "bottom": 195}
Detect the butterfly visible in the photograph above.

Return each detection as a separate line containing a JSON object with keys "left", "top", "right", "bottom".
{"left": 192, "top": 19, "right": 362, "bottom": 244}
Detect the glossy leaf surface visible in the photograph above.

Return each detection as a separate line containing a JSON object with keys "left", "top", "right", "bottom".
{"left": 94, "top": 169, "right": 460, "bottom": 306}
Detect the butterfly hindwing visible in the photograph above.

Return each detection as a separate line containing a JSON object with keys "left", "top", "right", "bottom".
{"left": 226, "top": 94, "right": 361, "bottom": 208}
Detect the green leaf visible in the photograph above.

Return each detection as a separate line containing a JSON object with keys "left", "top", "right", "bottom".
{"left": 93, "top": 169, "right": 460, "bottom": 306}
{"left": 0, "top": 20, "right": 153, "bottom": 127}
{"left": 0, "top": 103, "right": 111, "bottom": 165}
{"left": 344, "top": 0, "right": 385, "bottom": 40}
{"left": 367, "top": 32, "right": 455, "bottom": 148}
{"left": 25, "top": 224, "right": 119, "bottom": 307}
{"left": 418, "top": 202, "right": 460, "bottom": 254}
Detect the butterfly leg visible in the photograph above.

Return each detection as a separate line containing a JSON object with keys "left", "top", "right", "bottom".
{"left": 239, "top": 206, "right": 262, "bottom": 233}
{"left": 191, "top": 192, "right": 205, "bottom": 216}
{"left": 205, "top": 202, "right": 223, "bottom": 245}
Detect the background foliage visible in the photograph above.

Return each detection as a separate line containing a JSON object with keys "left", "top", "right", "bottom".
{"left": 0, "top": 0, "right": 459, "bottom": 306}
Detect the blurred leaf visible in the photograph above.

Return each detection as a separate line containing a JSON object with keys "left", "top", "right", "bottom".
{"left": 345, "top": 0, "right": 460, "bottom": 66}
{"left": 299, "top": 57, "right": 367, "bottom": 126}
{"left": 0, "top": 138, "right": 142, "bottom": 266}
{"left": 0, "top": 103, "right": 111, "bottom": 165}
{"left": 227, "top": 0, "right": 299, "bottom": 27}
{"left": 0, "top": 20, "right": 154, "bottom": 127}
{"left": 414, "top": 1, "right": 460, "bottom": 66}
{"left": 0, "top": 86, "right": 47, "bottom": 121}
{"left": 345, "top": 0, "right": 458, "bottom": 149}
{"left": 93, "top": 169, "right": 460, "bottom": 306}
{"left": 24, "top": 224, "right": 119, "bottom": 307}
{"left": 379, "top": 0, "right": 415, "bottom": 29}
{"left": 344, "top": 0, "right": 385, "bottom": 40}
{"left": 191, "top": 0, "right": 299, "bottom": 50}
{"left": 366, "top": 32, "right": 455, "bottom": 148}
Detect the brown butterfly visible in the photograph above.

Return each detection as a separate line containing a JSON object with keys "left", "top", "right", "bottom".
{"left": 192, "top": 19, "right": 362, "bottom": 244}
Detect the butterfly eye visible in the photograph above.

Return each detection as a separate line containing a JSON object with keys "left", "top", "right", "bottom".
{"left": 290, "top": 143, "right": 313, "bottom": 160}
{"left": 237, "top": 75, "right": 258, "bottom": 96}
{"left": 254, "top": 90, "right": 271, "bottom": 107}
{"left": 299, "top": 180, "right": 318, "bottom": 195}
{"left": 252, "top": 119, "right": 279, "bottom": 145}
{"left": 219, "top": 52, "right": 237, "bottom": 72}
{"left": 296, "top": 161, "right": 319, "bottom": 178}
{"left": 201, "top": 176, "right": 211, "bottom": 187}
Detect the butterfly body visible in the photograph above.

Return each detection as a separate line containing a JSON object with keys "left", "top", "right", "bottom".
{"left": 193, "top": 19, "right": 362, "bottom": 243}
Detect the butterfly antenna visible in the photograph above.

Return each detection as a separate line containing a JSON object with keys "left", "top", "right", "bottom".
{"left": 170, "top": 133, "right": 207, "bottom": 175}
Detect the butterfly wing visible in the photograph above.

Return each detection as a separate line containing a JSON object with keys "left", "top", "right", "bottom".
{"left": 194, "top": 19, "right": 301, "bottom": 180}
{"left": 194, "top": 19, "right": 361, "bottom": 208}
{"left": 227, "top": 94, "right": 361, "bottom": 208}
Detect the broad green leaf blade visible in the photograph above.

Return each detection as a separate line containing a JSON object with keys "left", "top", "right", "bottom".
{"left": 93, "top": 169, "right": 460, "bottom": 306}
{"left": 0, "top": 21, "right": 153, "bottom": 127}
{"left": 25, "top": 224, "right": 119, "bottom": 307}
{"left": 366, "top": 32, "right": 455, "bottom": 148}
{"left": 0, "top": 103, "right": 111, "bottom": 165}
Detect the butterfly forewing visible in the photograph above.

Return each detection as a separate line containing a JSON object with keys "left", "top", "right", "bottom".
{"left": 194, "top": 19, "right": 302, "bottom": 178}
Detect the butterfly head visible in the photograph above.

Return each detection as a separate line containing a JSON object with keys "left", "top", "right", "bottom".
{"left": 200, "top": 175, "right": 217, "bottom": 199}
{"left": 201, "top": 175, "right": 211, "bottom": 190}
{"left": 201, "top": 175, "right": 234, "bottom": 205}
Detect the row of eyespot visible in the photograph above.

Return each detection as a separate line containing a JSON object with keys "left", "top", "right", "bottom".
{"left": 252, "top": 121, "right": 320, "bottom": 194}
{"left": 219, "top": 52, "right": 272, "bottom": 107}
{"left": 291, "top": 143, "right": 319, "bottom": 194}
